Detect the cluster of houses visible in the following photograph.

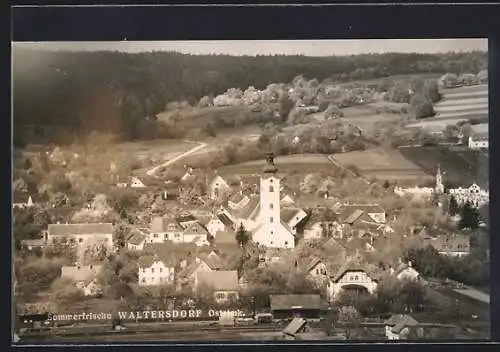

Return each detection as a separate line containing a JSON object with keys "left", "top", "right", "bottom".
{"left": 16, "top": 153, "right": 476, "bottom": 307}
{"left": 393, "top": 165, "right": 489, "bottom": 209}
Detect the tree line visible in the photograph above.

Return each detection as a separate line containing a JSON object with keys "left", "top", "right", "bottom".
{"left": 13, "top": 48, "right": 487, "bottom": 146}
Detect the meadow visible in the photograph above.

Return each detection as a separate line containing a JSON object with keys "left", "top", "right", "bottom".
{"left": 406, "top": 84, "right": 488, "bottom": 129}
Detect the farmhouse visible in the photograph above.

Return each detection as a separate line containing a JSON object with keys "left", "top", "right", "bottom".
{"left": 46, "top": 223, "right": 114, "bottom": 249}
{"left": 295, "top": 256, "right": 328, "bottom": 284}
{"left": 177, "top": 257, "right": 214, "bottom": 291}
{"left": 182, "top": 222, "right": 210, "bottom": 247}
{"left": 206, "top": 214, "right": 231, "bottom": 237}
{"left": 303, "top": 212, "right": 343, "bottom": 241}
{"left": 209, "top": 174, "right": 231, "bottom": 200}
{"left": 280, "top": 207, "right": 308, "bottom": 235}
{"left": 126, "top": 228, "right": 148, "bottom": 251}
{"left": 427, "top": 234, "right": 470, "bottom": 258}
{"left": 147, "top": 216, "right": 210, "bottom": 246}
{"left": 468, "top": 123, "right": 488, "bottom": 150}
{"left": 326, "top": 259, "right": 379, "bottom": 301}
{"left": 60, "top": 265, "right": 103, "bottom": 297}
{"left": 195, "top": 271, "right": 239, "bottom": 304}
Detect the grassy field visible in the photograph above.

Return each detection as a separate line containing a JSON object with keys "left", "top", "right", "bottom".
{"left": 218, "top": 154, "right": 334, "bottom": 176}
{"left": 406, "top": 84, "right": 488, "bottom": 129}
{"left": 330, "top": 148, "right": 430, "bottom": 181}
{"left": 398, "top": 146, "right": 489, "bottom": 188}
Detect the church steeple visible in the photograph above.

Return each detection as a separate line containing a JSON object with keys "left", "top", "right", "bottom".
{"left": 435, "top": 164, "right": 444, "bottom": 194}
{"left": 262, "top": 152, "right": 278, "bottom": 174}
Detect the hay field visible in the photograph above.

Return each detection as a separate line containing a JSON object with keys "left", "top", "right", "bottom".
{"left": 330, "top": 148, "right": 429, "bottom": 180}
{"left": 406, "top": 84, "right": 488, "bottom": 129}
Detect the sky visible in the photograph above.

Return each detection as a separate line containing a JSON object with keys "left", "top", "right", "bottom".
{"left": 13, "top": 39, "right": 487, "bottom": 56}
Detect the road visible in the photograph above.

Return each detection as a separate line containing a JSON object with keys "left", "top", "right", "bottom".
{"left": 146, "top": 140, "right": 207, "bottom": 176}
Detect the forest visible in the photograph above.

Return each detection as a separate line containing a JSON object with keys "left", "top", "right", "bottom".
{"left": 13, "top": 48, "right": 487, "bottom": 146}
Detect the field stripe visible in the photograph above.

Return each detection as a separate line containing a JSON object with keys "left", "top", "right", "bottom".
{"left": 441, "top": 84, "right": 488, "bottom": 95}
{"left": 437, "top": 97, "right": 488, "bottom": 107}
{"left": 441, "top": 91, "right": 488, "bottom": 100}
{"left": 435, "top": 103, "right": 488, "bottom": 113}
{"left": 434, "top": 109, "right": 489, "bottom": 119}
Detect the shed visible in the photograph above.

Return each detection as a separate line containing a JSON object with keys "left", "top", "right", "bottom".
{"left": 270, "top": 294, "right": 323, "bottom": 320}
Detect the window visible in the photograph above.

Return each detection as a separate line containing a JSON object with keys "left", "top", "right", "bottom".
{"left": 79, "top": 238, "right": 83, "bottom": 243}
{"left": 316, "top": 269, "right": 319, "bottom": 275}
{"left": 284, "top": 241, "right": 288, "bottom": 246}
{"left": 152, "top": 268, "right": 155, "bottom": 273}
{"left": 160, "top": 268, "right": 163, "bottom": 273}
{"left": 216, "top": 293, "right": 225, "bottom": 300}
{"left": 270, "top": 217, "right": 274, "bottom": 223}
{"left": 270, "top": 203, "right": 274, "bottom": 209}
{"left": 175, "top": 233, "right": 180, "bottom": 238}
{"left": 271, "top": 231, "right": 274, "bottom": 235}
{"left": 165, "top": 234, "right": 169, "bottom": 239}
{"left": 269, "top": 186, "right": 274, "bottom": 192}
{"left": 142, "top": 278, "right": 145, "bottom": 283}
{"left": 153, "top": 233, "right": 158, "bottom": 238}
{"left": 143, "top": 268, "right": 146, "bottom": 273}
{"left": 355, "top": 276, "right": 359, "bottom": 281}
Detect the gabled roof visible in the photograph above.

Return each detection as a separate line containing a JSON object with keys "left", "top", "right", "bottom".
{"left": 199, "top": 252, "right": 225, "bottom": 270}
{"left": 217, "top": 213, "right": 235, "bottom": 227}
{"left": 297, "top": 256, "right": 323, "bottom": 273}
{"left": 61, "top": 265, "right": 102, "bottom": 284}
{"left": 331, "top": 258, "right": 378, "bottom": 282}
{"left": 150, "top": 217, "right": 183, "bottom": 233}
{"left": 175, "top": 213, "right": 198, "bottom": 225}
{"left": 281, "top": 207, "right": 301, "bottom": 223}
{"left": 343, "top": 209, "right": 365, "bottom": 225}
{"left": 127, "top": 229, "right": 147, "bottom": 246}
{"left": 384, "top": 314, "right": 419, "bottom": 334}
{"left": 231, "top": 195, "right": 260, "bottom": 220}
{"left": 48, "top": 223, "right": 113, "bottom": 236}
{"left": 209, "top": 174, "right": 230, "bottom": 187}
{"left": 339, "top": 204, "right": 385, "bottom": 222}
{"left": 183, "top": 222, "right": 209, "bottom": 236}
{"left": 215, "top": 231, "right": 238, "bottom": 245}
{"left": 270, "top": 294, "right": 322, "bottom": 310}
{"left": 196, "top": 270, "right": 239, "bottom": 291}
{"left": 140, "top": 242, "right": 193, "bottom": 267}
{"left": 229, "top": 192, "right": 246, "bottom": 204}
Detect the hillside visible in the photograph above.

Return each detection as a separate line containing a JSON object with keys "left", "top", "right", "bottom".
{"left": 398, "top": 146, "right": 488, "bottom": 188}
{"left": 13, "top": 48, "right": 487, "bottom": 146}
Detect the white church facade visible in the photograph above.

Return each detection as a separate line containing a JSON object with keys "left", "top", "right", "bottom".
{"left": 218, "top": 153, "right": 299, "bottom": 249}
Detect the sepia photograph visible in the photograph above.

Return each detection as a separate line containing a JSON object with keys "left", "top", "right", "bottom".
{"left": 12, "top": 39, "right": 490, "bottom": 343}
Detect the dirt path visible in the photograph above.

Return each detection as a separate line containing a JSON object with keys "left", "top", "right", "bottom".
{"left": 146, "top": 140, "right": 207, "bottom": 176}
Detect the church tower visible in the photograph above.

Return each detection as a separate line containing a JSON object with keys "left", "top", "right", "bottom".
{"left": 435, "top": 164, "right": 444, "bottom": 194}
{"left": 259, "top": 153, "right": 281, "bottom": 239}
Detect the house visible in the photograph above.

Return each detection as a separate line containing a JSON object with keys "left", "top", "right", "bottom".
{"left": 295, "top": 256, "right": 328, "bottom": 282}
{"left": 384, "top": 314, "right": 423, "bottom": 340}
{"left": 280, "top": 193, "right": 295, "bottom": 206}
{"left": 270, "top": 294, "right": 323, "bottom": 320}
{"left": 60, "top": 265, "right": 103, "bottom": 297}
{"left": 13, "top": 192, "right": 36, "bottom": 209}
{"left": 20, "top": 237, "right": 49, "bottom": 251}
{"left": 182, "top": 222, "right": 210, "bottom": 247}
{"left": 428, "top": 234, "right": 471, "bottom": 258}
{"left": 195, "top": 270, "right": 239, "bottom": 304}
{"left": 148, "top": 216, "right": 184, "bottom": 244}
{"left": 392, "top": 261, "right": 421, "bottom": 281}
{"left": 130, "top": 176, "right": 147, "bottom": 188}
{"left": 126, "top": 228, "right": 148, "bottom": 251}
{"left": 468, "top": 123, "right": 488, "bottom": 150}
{"left": 209, "top": 175, "right": 231, "bottom": 200}
{"left": 339, "top": 204, "right": 386, "bottom": 227}
{"left": 198, "top": 250, "right": 225, "bottom": 270}
{"left": 138, "top": 253, "right": 176, "bottom": 286}
{"left": 46, "top": 223, "right": 114, "bottom": 249}
{"left": 280, "top": 207, "right": 308, "bottom": 235}
{"left": 214, "top": 230, "right": 240, "bottom": 255}
{"left": 327, "top": 259, "right": 378, "bottom": 301}
{"left": 303, "top": 212, "right": 343, "bottom": 241}
{"left": 177, "top": 257, "right": 213, "bottom": 291}
{"left": 228, "top": 192, "right": 250, "bottom": 210}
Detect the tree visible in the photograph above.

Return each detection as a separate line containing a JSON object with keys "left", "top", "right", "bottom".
{"left": 383, "top": 180, "right": 391, "bottom": 189}
{"left": 458, "top": 201, "right": 479, "bottom": 230}
{"left": 51, "top": 277, "right": 84, "bottom": 302}
{"left": 448, "top": 196, "right": 459, "bottom": 216}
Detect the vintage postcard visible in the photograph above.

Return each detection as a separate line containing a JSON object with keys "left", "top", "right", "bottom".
{"left": 12, "top": 39, "right": 489, "bottom": 343}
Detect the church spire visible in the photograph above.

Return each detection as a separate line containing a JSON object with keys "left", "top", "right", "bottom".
{"left": 262, "top": 152, "right": 278, "bottom": 174}
{"left": 435, "top": 164, "right": 444, "bottom": 194}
